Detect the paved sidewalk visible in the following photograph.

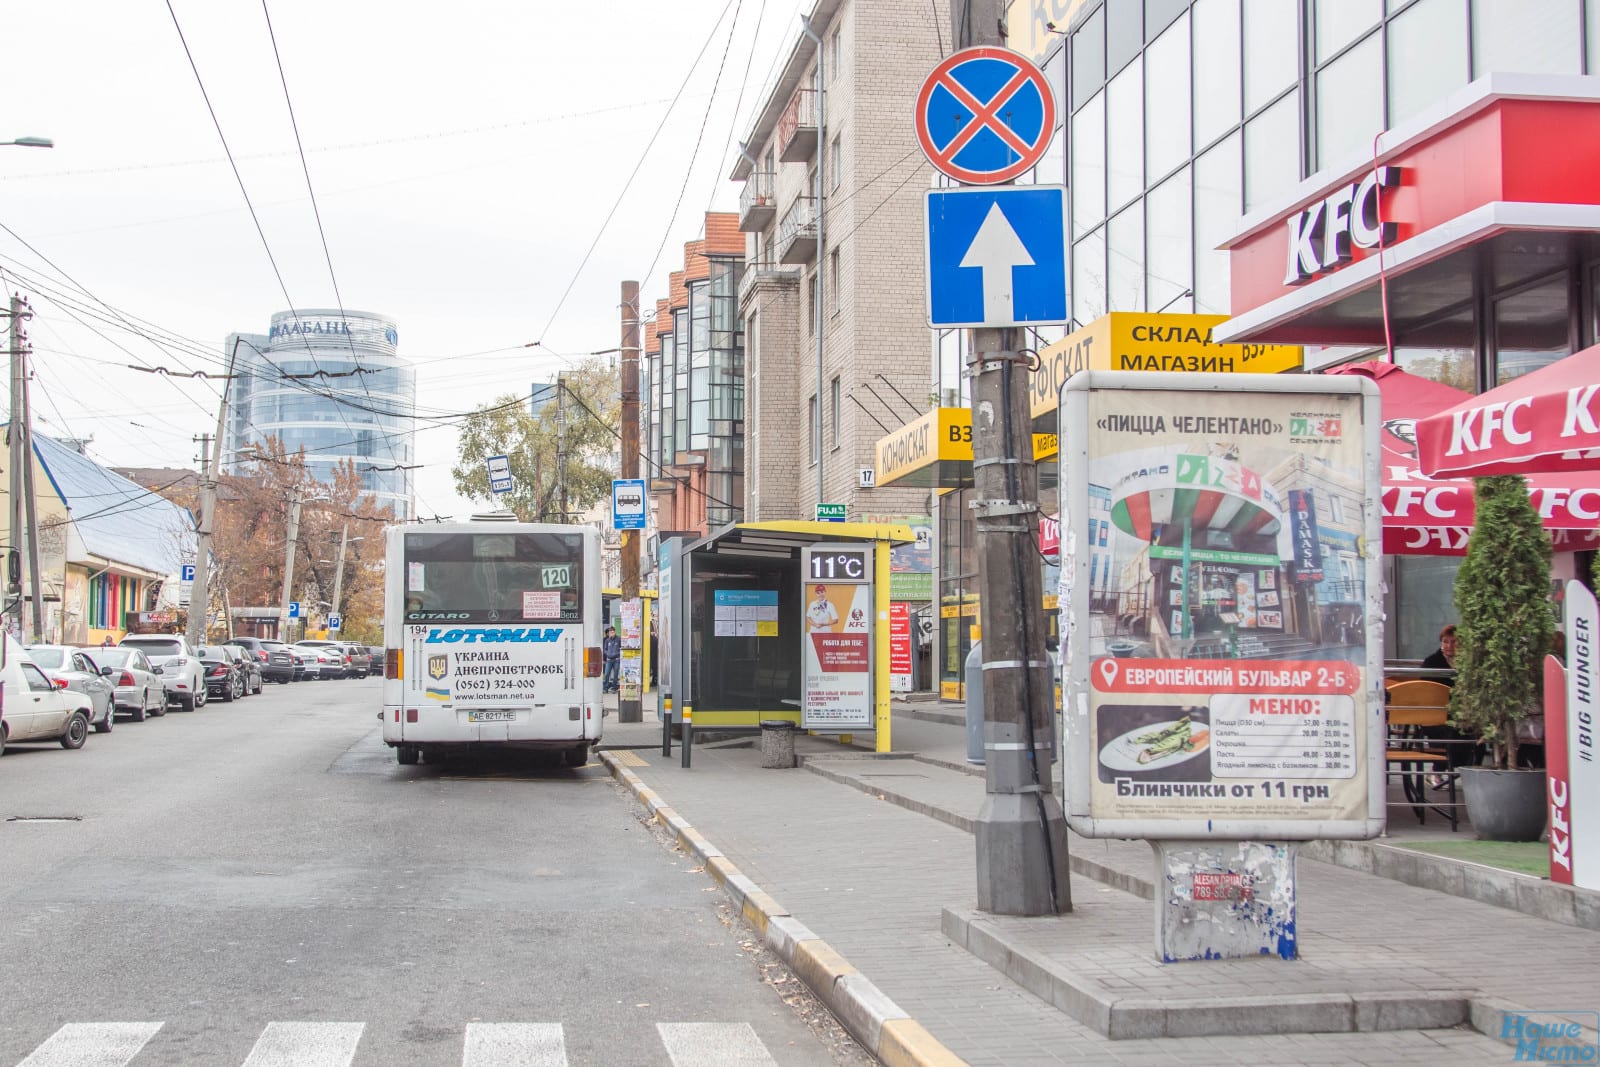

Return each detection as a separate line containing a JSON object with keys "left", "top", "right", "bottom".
{"left": 593, "top": 703, "right": 1582, "bottom": 1064}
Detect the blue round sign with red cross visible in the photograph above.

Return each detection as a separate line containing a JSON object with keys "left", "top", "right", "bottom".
{"left": 915, "top": 46, "right": 1057, "bottom": 185}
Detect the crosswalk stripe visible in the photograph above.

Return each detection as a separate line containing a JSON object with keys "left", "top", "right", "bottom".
{"left": 656, "top": 1023, "right": 778, "bottom": 1066}
{"left": 461, "top": 1023, "right": 567, "bottom": 1066}
{"left": 240, "top": 1022, "right": 364, "bottom": 1067}
{"left": 15, "top": 1023, "right": 163, "bottom": 1067}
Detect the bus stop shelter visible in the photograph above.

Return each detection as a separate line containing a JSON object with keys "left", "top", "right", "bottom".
{"left": 660, "top": 520, "right": 915, "bottom": 754}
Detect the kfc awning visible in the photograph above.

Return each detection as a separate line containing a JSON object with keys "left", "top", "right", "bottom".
{"left": 1327, "top": 361, "right": 1600, "bottom": 554}
{"left": 1416, "top": 343, "right": 1600, "bottom": 478}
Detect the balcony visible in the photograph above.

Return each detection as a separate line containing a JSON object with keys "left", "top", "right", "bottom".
{"left": 739, "top": 170, "right": 776, "bottom": 231}
{"left": 777, "top": 88, "right": 818, "bottom": 163}
{"left": 777, "top": 197, "right": 818, "bottom": 264}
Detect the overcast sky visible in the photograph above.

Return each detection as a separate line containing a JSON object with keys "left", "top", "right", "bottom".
{"left": 0, "top": 0, "right": 801, "bottom": 520}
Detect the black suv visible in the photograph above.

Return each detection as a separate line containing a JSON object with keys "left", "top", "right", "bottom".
{"left": 226, "top": 637, "right": 300, "bottom": 684}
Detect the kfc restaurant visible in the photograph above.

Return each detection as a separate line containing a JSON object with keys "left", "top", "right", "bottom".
{"left": 1215, "top": 74, "right": 1600, "bottom": 659}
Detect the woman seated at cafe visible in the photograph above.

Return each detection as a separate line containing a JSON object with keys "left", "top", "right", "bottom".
{"left": 1416, "top": 623, "right": 1474, "bottom": 773}
{"left": 1420, "top": 624, "right": 1457, "bottom": 684}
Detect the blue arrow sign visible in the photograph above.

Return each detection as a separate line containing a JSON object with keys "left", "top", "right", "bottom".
{"left": 926, "top": 186, "right": 1067, "bottom": 328}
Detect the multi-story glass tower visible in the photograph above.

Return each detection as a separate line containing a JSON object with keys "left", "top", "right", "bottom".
{"left": 224, "top": 309, "right": 415, "bottom": 519}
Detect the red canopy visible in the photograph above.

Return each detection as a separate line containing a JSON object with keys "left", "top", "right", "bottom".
{"left": 1326, "top": 361, "right": 1600, "bottom": 555}
{"left": 1416, "top": 344, "right": 1600, "bottom": 478}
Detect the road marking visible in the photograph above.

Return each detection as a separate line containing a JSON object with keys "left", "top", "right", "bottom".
{"left": 240, "top": 1022, "right": 364, "bottom": 1067}
{"left": 462, "top": 1023, "right": 566, "bottom": 1066}
{"left": 657, "top": 1023, "right": 778, "bottom": 1066}
{"left": 16, "top": 1023, "right": 162, "bottom": 1067}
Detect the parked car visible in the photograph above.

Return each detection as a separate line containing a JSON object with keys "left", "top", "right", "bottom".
{"left": 119, "top": 634, "right": 206, "bottom": 711}
{"left": 365, "top": 646, "right": 384, "bottom": 676}
{"left": 341, "top": 644, "right": 371, "bottom": 677}
{"left": 25, "top": 645, "right": 115, "bottom": 733}
{"left": 196, "top": 646, "right": 245, "bottom": 702}
{"left": 1, "top": 638, "right": 96, "bottom": 754}
{"left": 294, "top": 641, "right": 346, "bottom": 679}
{"left": 221, "top": 644, "right": 263, "bottom": 695}
{"left": 229, "top": 638, "right": 300, "bottom": 683}
{"left": 85, "top": 646, "right": 168, "bottom": 721}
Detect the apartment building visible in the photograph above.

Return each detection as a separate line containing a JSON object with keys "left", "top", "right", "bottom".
{"left": 642, "top": 213, "right": 748, "bottom": 537}
{"left": 732, "top": 0, "right": 943, "bottom": 524}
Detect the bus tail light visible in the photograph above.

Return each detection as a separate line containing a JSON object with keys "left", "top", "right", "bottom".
{"left": 584, "top": 647, "right": 602, "bottom": 678}
{"left": 385, "top": 648, "right": 402, "bottom": 679}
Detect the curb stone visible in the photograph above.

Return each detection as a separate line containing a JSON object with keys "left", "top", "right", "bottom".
{"left": 598, "top": 752, "right": 970, "bottom": 1067}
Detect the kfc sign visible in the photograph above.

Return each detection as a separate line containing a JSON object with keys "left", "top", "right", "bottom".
{"left": 1284, "top": 167, "right": 1400, "bottom": 285}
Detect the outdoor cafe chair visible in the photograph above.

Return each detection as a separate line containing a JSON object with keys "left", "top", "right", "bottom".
{"left": 1385, "top": 679, "right": 1466, "bottom": 831}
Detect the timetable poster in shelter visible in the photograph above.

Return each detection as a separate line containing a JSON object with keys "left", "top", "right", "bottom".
{"left": 1059, "top": 373, "right": 1382, "bottom": 839}
{"left": 802, "top": 582, "right": 872, "bottom": 729}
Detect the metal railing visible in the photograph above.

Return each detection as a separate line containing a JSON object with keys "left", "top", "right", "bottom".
{"left": 739, "top": 171, "right": 775, "bottom": 218}
{"left": 777, "top": 88, "right": 818, "bottom": 158}
{"left": 777, "top": 197, "right": 817, "bottom": 260}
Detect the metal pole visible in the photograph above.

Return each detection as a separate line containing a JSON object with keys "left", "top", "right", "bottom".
{"left": 801, "top": 15, "right": 826, "bottom": 510}
{"left": 556, "top": 374, "right": 569, "bottom": 522}
{"left": 954, "top": 0, "right": 1069, "bottom": 917}
{"left": 16, "top": 302, "right": 43, "bottom": 640}
{"left": 188, "top": 338, "right": 239, "bottom": 648}
{"left": 277, "top": 488, "right": 303, "bottom": 643}
{"left": 330, "top": 522, "right": 349, "bottom": 622}
{"left": 8, "top": 294, "right": 29, "bottom": 639}
{"left": 620, "top": 280, "right": 643, "bottom": 722}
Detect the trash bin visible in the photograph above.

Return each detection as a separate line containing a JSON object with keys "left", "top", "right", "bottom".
{"left": 760, "top": 720, "right": 797, "bottom": 769}
{"left": 965, "top": 641, "right": 985, "bottom": 765}
{"left": 965, "top": 641, "right": 1058, "bottom": 765}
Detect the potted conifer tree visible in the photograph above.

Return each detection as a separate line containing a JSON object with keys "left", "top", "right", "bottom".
{"left": 1450, "top": 475, "right": 1553, "bottom": 841}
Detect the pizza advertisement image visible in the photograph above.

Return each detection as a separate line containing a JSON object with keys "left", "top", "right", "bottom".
{"left": 1058, "top": 373, "right": 1383, "bottom": 839}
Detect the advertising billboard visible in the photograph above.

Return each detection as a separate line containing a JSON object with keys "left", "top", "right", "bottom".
{"left": 1058, "top": 372, "right": 1383, "bottom": 840}
{"left": 801, "top": 544, "right": 874, "bottom": 730}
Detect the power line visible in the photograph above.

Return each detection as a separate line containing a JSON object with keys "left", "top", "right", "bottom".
{"left": 534, "top": 0, "right": 738, "bottom": 349}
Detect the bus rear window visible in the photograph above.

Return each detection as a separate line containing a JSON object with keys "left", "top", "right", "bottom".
{"left": 403, "top": 532, "right": 583, "bottom": 623}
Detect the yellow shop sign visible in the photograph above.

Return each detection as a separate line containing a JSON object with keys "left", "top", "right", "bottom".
{"left": 1028, "top": 313, "right": 1302, "bottom": 422}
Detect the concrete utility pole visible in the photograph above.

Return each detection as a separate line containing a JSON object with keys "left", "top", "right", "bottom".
{"left": 619, "top": 279, "right": 643, "bottom": 723}
{"left": 953, "top": 0, "right": 1070, "bottom": 916}
{"left": 188, "top": 340, "right": 238, "bottom": 648}
{"left": 556, "top": 373, "right": 569, "bottom": 522}
{"left": 6, "top": 296, "right": 23, "bottom": 634}
{"left": 7, "top": 294, "right": 43, "bottom": 640}
{"left": 330, "top": 523, "right": 349, "bottom": 623}
{"left": 277, "top": 488, "right": 303, "bottom": 644}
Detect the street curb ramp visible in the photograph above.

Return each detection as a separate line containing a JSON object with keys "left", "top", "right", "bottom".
{"left": 598, "top": 752, "right": 968, "bottom": 1067}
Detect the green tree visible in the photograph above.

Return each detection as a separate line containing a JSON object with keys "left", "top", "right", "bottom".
{"left": 452, "top": 355, "right": 619, "bottom": 520}
{"left": 1450, "top": 475, "right": 1553, "bottom": 769}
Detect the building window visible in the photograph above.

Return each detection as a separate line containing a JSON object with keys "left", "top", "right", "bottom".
{"left": 1106, "top": 57, "right": 1144, "bottom": 213}
{"left": 1329, "top": 493, "right": 1346, "bottom": 525}
{"left": 807, "top": 271, "right": 819, "bottom": 334}
{"left": 809, "top": 394, "right": 819, "bottom": 465}
{"left": 1472, "top": 0, "right": 1581, "bottom": 77}
{"left": 1387, "top": 0, "right": 1468, "bottom": 127}
{"left": 1243, "top": 90, "right": 1300, "bottom": 210}
{"left": 1192, "top": 0, "right": 1241, "bottom": 151}
{"left": 1315, "top": 29, "right": 1382, "bottom": 167}
{"left": 1243, "top": 0, "right": 1298, "bottom": 114}
{"left": 831, "top": 376, "right": 841, "bottom": 450}
{"left": 830, "top": 28, "right": 841, "bottom": 76}
{"left": 831, "top": 134, "right": 842, "bottom": 190}
{"left": 830, "top": 248, "right": 841, "bottom": 313}
{"left": 1071, "top": 91, "right": 1106, "bottom": 237}
{"left": 1108, "top": 207, "right": 1145, "bottom": 312}
{"left": 1144, "top": 12, "right": 1190, "bottom": 185}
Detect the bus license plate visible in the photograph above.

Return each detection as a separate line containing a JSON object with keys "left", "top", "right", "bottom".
{"left": 467, "top": 710, "right": 517, "bottom": 723}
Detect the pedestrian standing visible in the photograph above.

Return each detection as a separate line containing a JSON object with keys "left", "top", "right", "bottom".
{"left": 602, "top": 626, "right": 621, "bottom": 693}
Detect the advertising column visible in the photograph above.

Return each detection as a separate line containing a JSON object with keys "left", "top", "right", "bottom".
{"left": 801, "top": 544, "right": 874, "bottom": 730}
{"left": 1059, "top": 372, "right": 1383, "bottom": 962}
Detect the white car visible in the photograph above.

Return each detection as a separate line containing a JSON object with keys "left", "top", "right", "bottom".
{"left": 85, "top": 646, "right": 169, "bottom": 722}
{"left": 119, "top": 634, "right": 206, "bottom": 711}
{"left": 1, "top": 639, "right": 96, "bottom": 754}
{"left": 293, "top": 644, "right": 343, "bottom": 679}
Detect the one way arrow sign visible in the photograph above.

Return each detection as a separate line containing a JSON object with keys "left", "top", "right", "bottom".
{"left": 925, "top": 185, "right": 1067, "bottom": 329}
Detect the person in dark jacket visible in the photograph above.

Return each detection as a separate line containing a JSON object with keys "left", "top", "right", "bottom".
{"left": 602, "top": 626, "right": 621, "bottom": 693}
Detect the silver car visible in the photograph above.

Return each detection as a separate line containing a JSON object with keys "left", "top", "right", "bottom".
{"left": 85, "top": 646, "right": 168, "bottom": 721}
{"left": 25, "top": 645, "right": 116, "bottom": 733}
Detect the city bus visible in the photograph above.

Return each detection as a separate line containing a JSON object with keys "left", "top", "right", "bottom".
{"left": 382, "top": 520, "right": 603, "bottom": 766}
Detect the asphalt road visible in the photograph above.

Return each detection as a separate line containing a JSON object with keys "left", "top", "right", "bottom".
{"left": 0, "top": 677, "right": 854, "bottom": 1066}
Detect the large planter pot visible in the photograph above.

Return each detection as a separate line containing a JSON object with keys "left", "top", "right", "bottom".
{"left": 1459, "top": 767, "right": 1546, "bottom": 841}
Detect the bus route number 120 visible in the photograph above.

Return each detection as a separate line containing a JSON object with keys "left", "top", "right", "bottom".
{"left": 541, "top": 564, "right": 571, "bottom": 588}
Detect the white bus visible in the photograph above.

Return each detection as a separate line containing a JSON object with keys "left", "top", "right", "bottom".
{"left": 382, "top": 521, "right": 603, "bottom": 766}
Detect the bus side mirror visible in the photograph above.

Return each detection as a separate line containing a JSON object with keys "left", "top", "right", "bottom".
{"left": 6, "top": 550, "right": 17, "bottom": 586}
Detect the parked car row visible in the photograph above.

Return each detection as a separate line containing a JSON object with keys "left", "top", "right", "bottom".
{"left": 2, "top": 632, "right": 380, "bottom": 755}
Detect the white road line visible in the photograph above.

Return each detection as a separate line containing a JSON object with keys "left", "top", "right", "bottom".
{"left": 461, "top": 1023, "right": 567, "bottom": 1067}
{"left": 240, "top": 1022, "right": 364, "bottom": 1067}
{"left": 15, "top": 1023, "right": 163, "bottom": 1067}
{"left": 656, "top": 1023, "right": 778, "bottom": 1067}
